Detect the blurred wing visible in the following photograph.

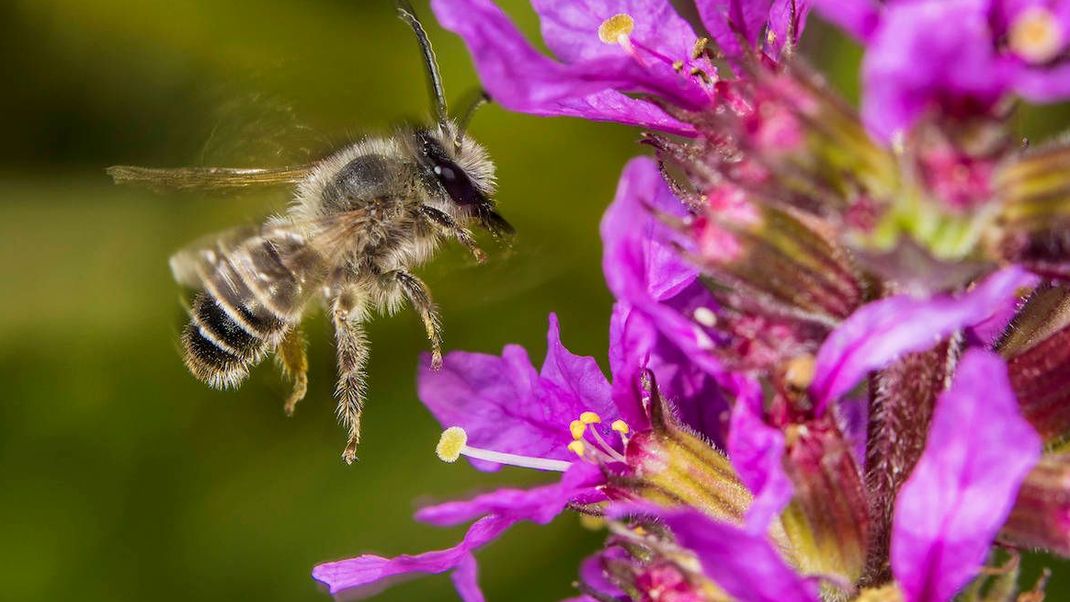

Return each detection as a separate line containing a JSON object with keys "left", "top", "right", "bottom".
{"left": 107, "top": 165, "right": 310, "bottom": 191}
{"left": 170, "top": 210, "right": 369, "bottom": 312}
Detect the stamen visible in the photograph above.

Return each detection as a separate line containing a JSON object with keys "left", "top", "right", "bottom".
{"left": 598, "top": 13, "right": 635, "bottom": 45}
{"left": 1010, "top": 7, "right": 1064, "bottom": 64}
{"left": 436, "top": 427, "right": 573, "bottom": 472}
{"left": 611, "top": 419, "right": 630, "bottom": 435}
{"left": 784, "top": 354, "right": 816, "bottom": 390}
{"left": 570, "top": 419, "right": 587, "bottom": 440}
{"left": 568, "top": 440, "right": 587, "bottom": 457}
{"left": 691, "top": 37, "right": 709, "bottom": 60}
{"left": 436, "top": 426, "right": 467, "bottom": 462}
{"left": 580, "top": 411, "right": 602, "bottom": 425}
{"left": 693, "top": 307, "right": 718, "bottom": 327}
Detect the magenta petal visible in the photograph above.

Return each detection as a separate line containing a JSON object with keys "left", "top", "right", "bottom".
{"left": 450, "top": 556, "right": 485, "bottom": 602}
{"left": 1014, "top": 62, "right": 1070, "bottom": 102}
{"left": 810, "top": 0, "right": 880, "bottom": 41}
{"left": 431, "top": 0, "right": 602, "bottom": 108}
{"left": 610, "top": 504, "right": 819, "bottom": 602}
{"left": 728, "top": 385, "right": 793, "bottom": 532}
{"left": 312, "top": 515, "right": 511, "bottom": 598}
{"left": 602, "top": 158, "right": 726, "bottom": 379}
{"left": 414, "top": 463, "right": 604, "bottom": 527}
{"left": 696, "top": 0, "right": 775, "bottom": 59}
{"left": 602, "top": 157, "right": 698, "bottom": 303}
{"left": 891, "top": 350, "right": 1042, "bottom": 602}
{"left": 430, "top": 0, "right": 701, "bottom": 131}
{"left": 541, "top": 314, "right": 616, "bottom": 420}
{"left": 532, "top": 0, "right": 699, "bottom": 65}
{"left": 418, "top": 344, "right": 564, "bottom": 471}
{"left": 810, "top": 266, "right": 1033, "bottom": 412}
{"left": 859, "top": 0, "right": 1008, "bottom": 142}
{"left": 549, "top": 92, "right": 698, "bottom": 136}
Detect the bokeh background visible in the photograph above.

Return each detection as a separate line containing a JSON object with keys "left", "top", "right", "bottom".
{"left": 1, "top": 1, "right": 1067, "bottom": 601}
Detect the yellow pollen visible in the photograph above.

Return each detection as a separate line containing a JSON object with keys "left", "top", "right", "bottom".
{"left": 568, "top": 440, "right": 587, "bottom": 456}
{"left": 611, "top": 419, "right": 630, "bottom": 435}
{"left": 1010, "top": 7, "right": 1064, "bottom": 64}
{"left": 580, "top": 411, "right": 602, "bottom": 424}
{"left": 784, "top": 354, "right": 816, "bottom": 390}
{"left": 569, "top": 419, "right": 587, "bottom": 440}
{"left": 436, "top": 426, "right": 467, "bottom": 462}
{"left": 598, "top": 13, "right": 635, "bottom": 45}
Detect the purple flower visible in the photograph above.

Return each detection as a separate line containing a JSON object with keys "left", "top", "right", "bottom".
{"left": 696, "top": 0, "right": 811, "bottom": 60}
{"left": 609, "top": 503, "right": 820, "bottom": 602}
{"left": 430, "top": 0, "right": 710, "bottom": 134}
{"left": 417, "top": 314, "right": 618, "bottom": 472}
{"left": 726, "top": 383, "right": 793, "bottom": 532}
{"left": 601, "top": 156, "right": 738, "bottom": 437}
{"left": 816, "top": 0, "right": 1070, "bottom": 141}
{"left": 809, "top": 265, "right": 1034, "bottom": 411}
{"left": 312, "top": 514, "right": 510, "bottom": 601}
{"left": 431, "top": 0, "right": 811, "bottom": 134}
{"left": 891, "top": 350, "right": 1041, "bottom": 602}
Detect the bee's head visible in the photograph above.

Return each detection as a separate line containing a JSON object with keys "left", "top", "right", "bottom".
{"left": 397, "top": 0, "right": 513, "bottom": 239}
{"left": 413, "top": 124, "right": 512, "bottom": 238}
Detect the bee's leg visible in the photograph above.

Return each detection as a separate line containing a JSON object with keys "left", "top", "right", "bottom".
{"left": 420, "top": 205, "right": 486, "bottom": 263}
{"left": 331, "top": 291, "right": 370, "bottom": 464}
{"left": 390, "top": 269, "right": 444, "bottom": 370}
{"left": 275, "top": 326, "right": 308, "bottom": 416}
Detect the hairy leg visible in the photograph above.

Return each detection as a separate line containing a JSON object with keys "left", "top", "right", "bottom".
{"left": 420, "top": 205, "right": 486, "bottom": 263}
{"left": 275, "top": 326, "right": 308, "bottom": 416}
{"left": 331, "top": 291, "right": 370, "bottom": 464}
{"left": 388, "top": 269, "right": 444, "bottom": 370}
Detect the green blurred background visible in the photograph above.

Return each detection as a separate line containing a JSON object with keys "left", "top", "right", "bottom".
{"left": 1, "top": 1, "right": 1066, "bottom": 601}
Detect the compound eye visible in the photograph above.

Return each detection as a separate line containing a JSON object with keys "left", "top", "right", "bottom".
{"left": 433, "top": 164, "right": 457, "bottom": 181}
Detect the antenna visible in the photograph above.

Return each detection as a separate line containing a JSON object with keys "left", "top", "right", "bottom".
{"left": 396, "top": 0, "right": 449, "bottom": 132}
{"left": 453, "top": 89, "right": 491, "bottom": 151}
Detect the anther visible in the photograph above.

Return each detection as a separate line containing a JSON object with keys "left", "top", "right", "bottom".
{"left": 436, "top": 426, "right": 467, "bottom": 462}
{"left": 611, "top": 419, "right": 630, "bottom": 435}
{"left": 691, "top": 37, "right": 709, "bottom": 60}
{"left": 598, "top": 13, "right": 635, "bottom": 45}
{"left": 693, "top": 307, "right": 718, "bottom": 327}
{"left": 580, "top": 411, "right": 602, "bottom": 424}
{"left": 568, "top": 440, "right": 587, "bottom": 457}
{"left": 784, "top": 354, "right": 817, "bottom": 390}
{"left": 1010, "top": 7, "right": 1064, "bottom": 64}
{"left": 436, "top": 427, "right": 573, "bottom": 472}
{"left": 570, "top": 419, "right": 587, "bottom": 440}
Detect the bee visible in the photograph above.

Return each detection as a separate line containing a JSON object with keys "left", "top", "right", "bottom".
{"left": 107, "top": 1, "right": 512, "bottom": 463}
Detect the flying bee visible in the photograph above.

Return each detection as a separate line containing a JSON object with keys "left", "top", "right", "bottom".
{"left": 107, "top": 1, "right": 512, "bottom": 463}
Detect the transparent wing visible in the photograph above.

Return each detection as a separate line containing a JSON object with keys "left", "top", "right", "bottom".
{"left": 169, "top": 210, "right": 368, "bottom": 299}
{"left": 107, "top": 165, "right": 310, "bottom": 191}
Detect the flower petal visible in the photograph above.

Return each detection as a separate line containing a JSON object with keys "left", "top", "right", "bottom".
{"left": 610, "top": 504, "right": 820, "bottom": 602}
{"left": 532, "top": 0, "right": 699, "bottom": 65}
{"left": 541, "top": 313, "right": 616, "bottom": 419}
{"left": 431, "top": 0, "right": 703, "bottom": 130}
{"left": 697, "top": 0, "right": 776, "bottom": 59}
{"left": 414, "top": 462, "right": 604, "bottom": 527}
{"left": 810, "top": 266, "right": 1033, "bottom": 411}
{"left": 810, "top": 0, "right": 880, "bottom": 41}
{"left": 728, "top": 382, "right": 793, "bottom": 532}
{"left": 418, "top": 344, "right": 564, "bottom": 471}
{"left": 859, "top": 0, "right": 1008, "bottom": 142}
{"left": 891, "top": 349, "right": 1042, "bottom": 602}
{"left": 312, "top": 515, "right": 511, "bottom": 598}
{"left": 602, "top": 158, "right": 727, "bottom": 380}
{"left": 602, "top": 157, "right": 697, "bottom": 303}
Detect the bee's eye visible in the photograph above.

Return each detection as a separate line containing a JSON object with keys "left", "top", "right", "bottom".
{"left": 433, "top": 164, "right": 457, "bottom": 181}
{"left": 418, "top": 129, "right": 486, "bottom": 208}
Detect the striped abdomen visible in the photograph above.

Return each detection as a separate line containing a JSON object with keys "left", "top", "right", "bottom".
{"left": 180, "top": 227, "right": 325, "bottom": 388}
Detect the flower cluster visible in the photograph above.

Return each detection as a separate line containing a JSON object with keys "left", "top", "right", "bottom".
{"left": 313, "top": 1, "right": 1070, "bottom": 601}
